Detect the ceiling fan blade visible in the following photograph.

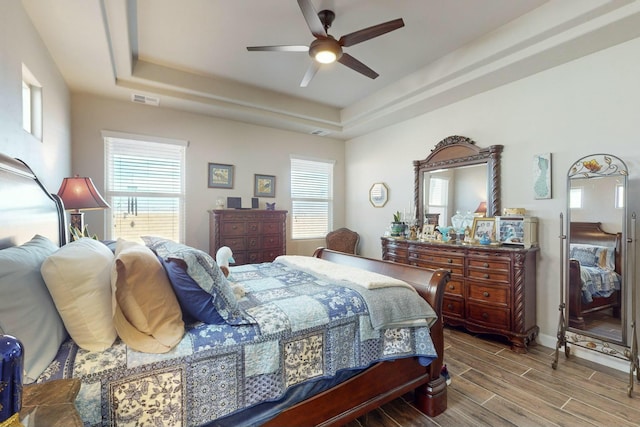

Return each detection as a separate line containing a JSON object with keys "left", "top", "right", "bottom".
{"left": 338, "top": 53, "right": 379, "bottom": 79}
{"left": 339, "top": 18, "right": 404, "bottom": 47}
{"left": 247, "top": 45, "right": 309, "bottom": 52}
{"left": 300, "top": 61, "right": 320, "bottom": 87}
{"left": 297, "top": 0, "right": 326, "bottom": 38}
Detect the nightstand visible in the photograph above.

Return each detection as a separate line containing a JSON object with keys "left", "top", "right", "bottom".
{"left": 20, "top": 379, "right": 82, "bottom": 427}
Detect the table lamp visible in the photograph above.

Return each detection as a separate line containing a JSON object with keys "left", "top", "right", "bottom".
{"left": 57, "top": 175, "right": 110, "bottom": 231}
{"left": 474, "top": 201, "right": 487, "bottom": 217}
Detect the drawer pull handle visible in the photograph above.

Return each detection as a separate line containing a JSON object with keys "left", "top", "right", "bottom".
{"left": 483, "top": 262, "right": 489, "bottom": 268}
{"left": 483, "top": 273, "right": 490, "bottom": 279}
{"left": 483, "top": 291, "right": 490, "bottom": 297}
{"left": 448, "top": 269, "right": 453, "bottom": 273}
{"left": 232, "top": 225, "right": 238, "bottom": 229}
{"left": 447, "top": 304, "right": 453, "bottom": 310}
{"left": 482, "top": 312, "right": 489, "bottom": 319}
{"left": 448, "top": 284, "right": 455, "bottom": 290}
{"left": 447, "top": 259, "right": 453, "bottom": 263}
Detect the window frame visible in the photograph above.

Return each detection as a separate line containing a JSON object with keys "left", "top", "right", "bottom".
{"left": 290, "top": 156, "right": 335, "bottom": 240}
{"left": 103, "top": 131, "right": 188, "bottom": 243}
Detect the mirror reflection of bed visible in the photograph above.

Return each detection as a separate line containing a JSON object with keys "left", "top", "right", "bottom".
{"left": 568, "top": 222, "right": 622, "bottom": 343}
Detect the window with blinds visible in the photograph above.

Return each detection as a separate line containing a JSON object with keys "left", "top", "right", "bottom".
{"left": 427, "top": 176, "right": 449, "bottom": 227}
{"left": 290, "top": 157, "right": 334, "bottom": 239}
{"left": 104, "top": 133, "right": 186, "bottom": 243}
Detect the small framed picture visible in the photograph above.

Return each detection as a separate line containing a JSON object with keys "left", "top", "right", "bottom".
{"left": 422, "top": 224, "right": 435, "bottom": 239}
{"left": 254, "top": 174, "right": 275, "bottom": 197}
{"left": 471, "top": 217, "right": 496, "bottom": 241}
{"left": 208, "top": 163, "right": 234, "bottom": 189}
{"left": 496, "top": 216, "right": 525, "bottom": 245}
{"left": 369, "top": 182, "right": 388, "bottom": 207}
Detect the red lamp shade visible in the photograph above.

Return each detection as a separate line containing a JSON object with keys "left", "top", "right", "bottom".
{"left": 57, "top": 176, "right": 109, "bottom": 212}
{"left": 474, "top": 201, "right": 487, "bottom": 216}
{"left": 57, "top": 175, "right": 109, "bottom": 231}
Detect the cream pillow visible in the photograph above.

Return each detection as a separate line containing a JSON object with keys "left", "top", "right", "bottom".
{"left": 112, "top": 239, "right": 184, "bottom": 353}
{"left": 41, "top": 238, "right": 116, "bottom": 351}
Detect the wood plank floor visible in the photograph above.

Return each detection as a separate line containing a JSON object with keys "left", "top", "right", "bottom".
{"left": 345, "top": 326, "right": 640, "bottom": 426}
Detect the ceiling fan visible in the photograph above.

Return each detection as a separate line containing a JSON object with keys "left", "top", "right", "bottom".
{"left": 246, "top": 0, "right": 405, "bottom": 87}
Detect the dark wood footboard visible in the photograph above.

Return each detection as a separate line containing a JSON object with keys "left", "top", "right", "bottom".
{"left": 262, "top": 248, "right": 450, "bottom": 426}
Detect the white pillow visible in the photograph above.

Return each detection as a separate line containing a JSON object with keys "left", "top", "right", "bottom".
{"left": 41, "top": 238, "right": 117, "bottom": 351}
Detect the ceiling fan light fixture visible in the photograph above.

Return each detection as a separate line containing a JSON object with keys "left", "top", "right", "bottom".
{"left": 315, "top": 50, "right": 336, "bottom": 64}
{"left": 309, "top": 38, "right": 341, "bottom": 64}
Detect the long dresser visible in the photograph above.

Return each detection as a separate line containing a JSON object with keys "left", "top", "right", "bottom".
{"left": 382, "top": 237, "right": 538, "bottom": 353}
{"left": 209, "top": 209, "right": 287, "bottom": 265}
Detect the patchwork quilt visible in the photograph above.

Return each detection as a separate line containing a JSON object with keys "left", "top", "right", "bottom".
{"left": 36, "top": 260, "right": 438, "bottom": 427}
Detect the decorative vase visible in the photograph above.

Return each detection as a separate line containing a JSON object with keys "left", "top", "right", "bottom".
{"left": 390, "top": 222, "right": 405, "bottom": 237}
{"left": 0, "top": 335, "right": 23, "bottom": 422}
{"left": 451, "top": 211, "right": 464, "bottom": 231}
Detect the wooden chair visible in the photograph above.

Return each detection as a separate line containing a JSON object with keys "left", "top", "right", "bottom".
{"left": 325, "top": 227, "right": 360, "bottom": 254}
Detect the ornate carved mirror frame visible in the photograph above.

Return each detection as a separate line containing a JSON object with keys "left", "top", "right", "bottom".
{"left": 413, "top": 135, "right": 503, "bottom": 227}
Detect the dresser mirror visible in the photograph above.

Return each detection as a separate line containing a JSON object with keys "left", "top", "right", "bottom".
{"left": 554, "top": 153, "right": 639, "bottom": 396}
{"left": 414, "top": 135, "right": 503, "bottom": 228}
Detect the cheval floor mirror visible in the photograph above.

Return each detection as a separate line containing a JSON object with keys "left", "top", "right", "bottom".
{"left": 553, "top": 153, "right": 639, "bottom": 397}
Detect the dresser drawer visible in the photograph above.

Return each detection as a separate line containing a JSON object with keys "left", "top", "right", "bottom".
{"left": 467, "top": 268, "right": 509, "bottom": 282}
{"left": 467, "top": 257, "right": 510, "bottom": 271}
{"left": 247, "top": 237, "right": 259, "bottom": 250}
{"left": 221, "top": 221, "right": 247, "bottom": 236}
{"left": 261, "top": 234, "right": 281, "bottom": 249}
{"left": 246, "top": 251, "right": 261, "bottom": 264}
{"left": 262, "top": 221, "right": 281, "bottom": 234}
{"left": 443, "top": 296, "right": 464, "bottom": 318}
{"left": 467, "top": 303, "right": 510, "bottom": 329}
{"left": 261, "top": 249, "right": 281, "bottom": 263}
{"left": 409, "top": 248, "right": 464, "bottom": 266}
{"left": 408, "top": 254, "right": 464, "bottom": 275}
{"left": 384, "top": 243, "right": 407, "bottom": 259}
{"left": 221, "top": 236, "right": 247, "bottom": 251}
{"left": 444, "top": 278, "right": 464, "bottom": 297}
{"left": 467, "top": 283, "right": 509, "bottom": 306}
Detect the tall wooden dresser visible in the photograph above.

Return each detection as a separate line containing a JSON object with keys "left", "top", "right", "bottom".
{"left": 382, "top": 237, "right": 538, "bottom": 353}
{"left": 209, "top": 209, "right": 287, "bottom": 265}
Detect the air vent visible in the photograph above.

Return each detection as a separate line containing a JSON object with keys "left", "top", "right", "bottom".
{"left": 131, "top": 93, "right": 160, "bottom": 106}
{"left": 310, "top": 129, "right": 330, "bottom": 136}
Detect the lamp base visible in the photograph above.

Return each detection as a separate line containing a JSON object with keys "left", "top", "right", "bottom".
{"left": 69, "top": 212, "right": 84, "bottom": 231}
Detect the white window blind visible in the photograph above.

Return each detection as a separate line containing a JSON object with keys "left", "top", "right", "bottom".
{"left": 105, "top": 135, "right": 186, "bottom": 243}
{"left": 427, "top": 177, "right": 449, "bottom": 226}
{"left": 290, "top": 157, "right": 334, "bottom": 239}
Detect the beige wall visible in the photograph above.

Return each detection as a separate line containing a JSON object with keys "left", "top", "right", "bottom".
{"left": 71, "top": 94, "right": 345, "bottom": 255}
{"left": 0, "top": 1, "right": 71, "bottom": 189}
{"left": 344, "top": 36, "right": 640, "bottom": 358}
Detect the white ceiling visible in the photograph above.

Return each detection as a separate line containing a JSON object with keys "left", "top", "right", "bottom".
{"left": 21, "top": 0, "right": 640, "bottom": 139}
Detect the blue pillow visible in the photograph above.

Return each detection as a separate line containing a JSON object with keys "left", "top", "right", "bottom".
{"left": 143, "top": 236, "right": 253, "bottom": 325}
{"left": 159, "top": 257, "right": 224, "bottom": 324}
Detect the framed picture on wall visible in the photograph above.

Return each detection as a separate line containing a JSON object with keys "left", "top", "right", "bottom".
{"left": 208, "top": 163, "right": 234, "bottom": 188}
{"left": 254, "top": 174, "right": 275, "bottom": 197}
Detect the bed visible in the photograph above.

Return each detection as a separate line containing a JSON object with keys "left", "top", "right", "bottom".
{"left": 568, "top": 222, "right": 622, "bottom": 329}
{"left": 0, "top": 151, "right": 448, "bottom": 427}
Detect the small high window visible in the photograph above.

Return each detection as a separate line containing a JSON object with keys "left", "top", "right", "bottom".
{"left": 22, "top": 64, "right": 42, "bottom": 140}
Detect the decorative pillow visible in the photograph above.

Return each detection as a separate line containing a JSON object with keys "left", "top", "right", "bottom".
{"left": 158, "top": 257, "right": 224, "bottom": 324}
{"left": 0, "top": 235, "right": 67, "bottom": 383}
{"left": 142, "top": 236, "right": 253, "bottom": 325}
{"left": 112, "top": 239, "right": 185, "bottom": 353}
{"left": 41, "top": 238, "right": 117, "bottom": 352}
{"left": 569, "top": 244, "right": 615, "bottom": 270}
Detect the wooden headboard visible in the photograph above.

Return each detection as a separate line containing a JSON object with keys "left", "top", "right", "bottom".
{"left": 569, "top": 221, "right": 622, "bottom": 274}
{"left": 0, "top": 152, "right": 66, "bottom": 248}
